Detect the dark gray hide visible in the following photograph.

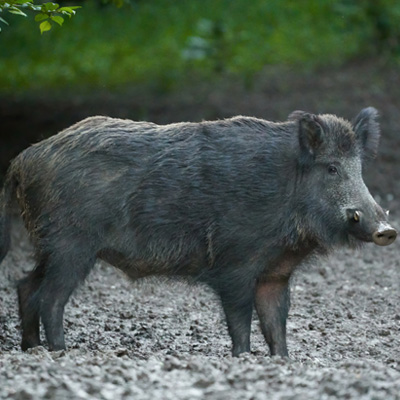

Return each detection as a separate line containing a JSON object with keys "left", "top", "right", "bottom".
{"left": 0, "top": 108, "right": 396, "bottom": 356}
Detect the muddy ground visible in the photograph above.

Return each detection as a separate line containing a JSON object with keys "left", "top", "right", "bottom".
{"left": 1, "top": 60, "right": 400, "bottom": 399}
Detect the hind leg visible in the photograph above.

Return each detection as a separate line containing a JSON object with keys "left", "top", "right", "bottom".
{"left": 38, "top": 250, "right": 96, "bottom": 351}
{"left": 18, "top": 261, "right": 45, "bottom": 350}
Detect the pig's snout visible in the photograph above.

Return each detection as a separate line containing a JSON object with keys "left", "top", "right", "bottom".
{"left": 372, "top": 222, "right": 397, "bottom": 246}
{"left": 346, "top": 208, "right": 397, "bottom": 246}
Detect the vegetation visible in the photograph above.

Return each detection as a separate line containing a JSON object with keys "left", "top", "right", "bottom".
{"left": 0, "top": 0, "right": 399, "bottom": 93}
{"left": 0, "top": 1, "right": 80, "bottom": 33}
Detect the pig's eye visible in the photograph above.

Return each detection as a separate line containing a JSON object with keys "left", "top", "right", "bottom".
{"left": 328, "top": 165, "right": 338, "bottom": 175}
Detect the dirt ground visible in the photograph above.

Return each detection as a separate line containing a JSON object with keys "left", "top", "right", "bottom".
{"left": 1, "top": 60, "right": 400, "bottom": 399}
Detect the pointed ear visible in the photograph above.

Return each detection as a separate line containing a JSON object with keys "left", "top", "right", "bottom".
{"left": 288, "top": 110, "right": 308, "bottom": 121}
{"left": 352, "top": 107, "right": 380, "bottom": 159}
{"left": 297, "top": 113, "right": 325, "bottom": 157}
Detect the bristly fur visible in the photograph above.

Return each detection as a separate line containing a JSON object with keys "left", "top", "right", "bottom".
{"left": 0, "top": 173, "right": 16, "bottom": 264}
{"left": 0, "top": 108, "right": 389, "bottom": 356}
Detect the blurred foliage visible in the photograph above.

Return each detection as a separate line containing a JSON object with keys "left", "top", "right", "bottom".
{"left": 336, "top": 0, "right": 400, "bottom": 57}
{"left": 0, "top": 1, "right": 80, "bottom": 33}
{"left": 0, "top": 0, "right": 399, "bottom": 93}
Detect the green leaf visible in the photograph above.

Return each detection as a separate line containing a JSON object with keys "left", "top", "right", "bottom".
{"left": 26, "top": 4, "right": 42, "bottom": 12}
{"left": 8, "top": 7, "right": 27, "bottom": 16}
{"left": 34, "top": 13, "right": 49, "bottom": 22}
{"left": 50, "top": 15, "right": 63, "bottom": 26}
{"left": 42, "top": 2, "right": 59, "bottom": 12}
{"left": 39, "top": 19, "right": 51, "bottom": 34}
{"left": 0, "top": 16, "right": 9, "bottom": 25}
{"left": 58, "top": 6, "right": 81, "bottom": 11}
{"left": 58, "top": 6, "right": 81, "bottom": 16}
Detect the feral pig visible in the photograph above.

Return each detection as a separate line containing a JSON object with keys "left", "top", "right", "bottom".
{"left": 0, "top": 108, "right": 397, "bottom": 357}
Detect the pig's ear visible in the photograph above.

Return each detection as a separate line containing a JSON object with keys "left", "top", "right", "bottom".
{"left": 288, "top": 110, "right": 308, "bottom": 121}
{"left": 352, "top": 107, "right": 380, "bottom": 159}
{"left": 297, "top": 113, "right": 325, "bottom": 158}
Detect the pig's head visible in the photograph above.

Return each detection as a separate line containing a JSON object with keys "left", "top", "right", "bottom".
{"left": 289, "top": 107, "right": 396, "bottom": 249}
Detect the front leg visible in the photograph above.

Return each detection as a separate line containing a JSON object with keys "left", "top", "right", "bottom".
{"left": 221, "top": 296, "right": 254, "bottom": 356}
{"left": 255, "top": 278, "right": 290, "bottom": 357}
{"left": 215, "top": 273, "right": 255, "bottom": 357}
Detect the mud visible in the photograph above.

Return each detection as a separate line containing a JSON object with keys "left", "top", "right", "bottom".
{"left": 1, "top": 60, "right": 400, "bottom": 399}
{"left": 1, "top": 214, "right": 400, "bottom": 399}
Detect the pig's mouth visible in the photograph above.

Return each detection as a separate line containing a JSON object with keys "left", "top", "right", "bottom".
{"left": 346, "top": 209, "right": 397, "bottom": 246}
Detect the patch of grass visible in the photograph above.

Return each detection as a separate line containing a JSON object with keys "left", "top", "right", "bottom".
{"left": 0, "top": 0, "right": 397, "bottom": 93}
